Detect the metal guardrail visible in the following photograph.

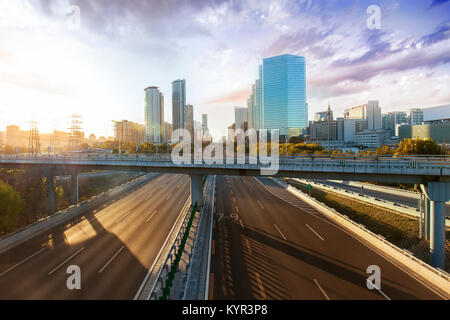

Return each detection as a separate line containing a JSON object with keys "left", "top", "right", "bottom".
{"left": 150, "top": 203, "right": 200, "bottom": 300}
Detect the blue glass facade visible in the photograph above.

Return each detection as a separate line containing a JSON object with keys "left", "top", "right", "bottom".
{"left": 262, "top": 54, "right": 307, "bottom": 137}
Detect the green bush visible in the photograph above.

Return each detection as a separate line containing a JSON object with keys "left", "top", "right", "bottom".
{"left": 0, "top": 181, "right": 24, "bottom": 234}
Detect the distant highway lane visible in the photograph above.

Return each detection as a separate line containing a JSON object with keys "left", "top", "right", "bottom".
{"left": 210, "top": 176, "right": 447, "bottom": 300}
{"left": 0, "top": 173, "right": 189, "bottom": 299}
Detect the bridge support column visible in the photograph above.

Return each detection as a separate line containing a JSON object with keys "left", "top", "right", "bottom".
{"left": 430, "top": 200, "right": 446, "bottom": 269}
{"left": 71, "top": 172, "right": 79, "bottom": 205}
{"left": 425, "top": 198, "right": 431, "bottom": 240}
{"left": 46, "top": 174, "right": 56, "bottom": 214}
{"left": 190, "top": 175, "right": 203, "bottom": 207}
{"left": 425, "top": 182, "right": 449, "bottom": 269}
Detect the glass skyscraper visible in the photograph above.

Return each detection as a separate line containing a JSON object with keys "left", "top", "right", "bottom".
{"left": 172, "top": 79, "right": 186, "bottom": 132}
{"left": 144, "top": 86, "right": 164, "bottom": 143}
{"left": 262, "top": 54, "right": 307, "bottom": 137}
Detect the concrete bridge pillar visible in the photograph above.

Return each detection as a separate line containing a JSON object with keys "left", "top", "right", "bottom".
{"left": 190, "top": 175, "right": 204, "bottom": 207}
{"left": 46, "top": 174, "right": 56, "bottom": 214}
{"left": 424, "top": 198, "right": 431, "bottom": 240}
{"left": 71, "top": 172, "right": 79, "bottom": 205}
{"left": 424, "top": 182, "right": 449, "bottom": 269}
{"left": 430, "top": 200, "right": 446, "bottom": 269}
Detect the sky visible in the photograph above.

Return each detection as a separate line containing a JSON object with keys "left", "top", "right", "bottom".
{"left": 0, "top": 0, "right": 449, "bottom": 139}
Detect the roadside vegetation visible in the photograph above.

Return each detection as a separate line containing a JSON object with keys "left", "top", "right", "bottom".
{"left": 0, "top": 169, "right": 139, "bottom": 236}
{"left": 287, "top": 179, "right": 450, "bottom": 271}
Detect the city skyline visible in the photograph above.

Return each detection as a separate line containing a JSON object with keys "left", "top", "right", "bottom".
{"left": 0, "top": 0, "right": 449, "bottom": 139}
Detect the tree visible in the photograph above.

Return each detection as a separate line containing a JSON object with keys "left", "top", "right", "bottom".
{"left": 375, "top": 145, "right": 395, "bottom": 155}
{"left": 289, "top": 135, "right": 305, "bottom": 144}
{"left": 0, "top": 180, "right": 24, "bottom": 235}
{"left": 395, "top": 138, "right": 445, "bottom": 156}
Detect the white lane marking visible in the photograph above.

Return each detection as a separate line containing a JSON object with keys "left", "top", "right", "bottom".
{"left": 48, "top": 246, "right": 85, "bottom": 276}
{"left": 146, "top": 209, "right": 159, "bottom": 222}
{"left": 274, "top": 224, "right": 287, "bottom": 241}
{"left": 257, "top": 200, "right": 264, "bottom": 209}
{"left": 0, "top": 247, "right": 47, "bottom": 277}
{"left": 235, "top": 205, "right": 240, "bottom": 213}
{"left": 114, "top": 211, "right": 131, "bottom": 224}
{"left": 305, "top": 224, "right": 325, "bottom": 241}
{"left": 98, "top": 245, "right": 125, "bottom": 274}
{"left": 166, "top": 193, "right": 173, "bottom": 200}
{"left": 255, "top": 272, "right": 267, "bottom": 300}
{"left": 256, "top": 177, "right": 448, "bottom": 300}
{"left": 314, "top": 279, "right": 330, "bottom": 300}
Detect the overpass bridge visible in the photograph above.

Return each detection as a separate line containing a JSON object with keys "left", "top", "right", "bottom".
{"left": 0, "top": 153, "right": 449, "bottom": 268}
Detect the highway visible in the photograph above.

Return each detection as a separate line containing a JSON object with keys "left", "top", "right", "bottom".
{"left": 311, "top": 180, "right": 419, "bottom": 208}
{"left": 209, "top": 176, "right": 447, "bottom": 300}
{"left": 304, "top": 179, "right": 450, "bottom": 216}
{"left": 0, "top": 173, "right": 189, "bottom": 299}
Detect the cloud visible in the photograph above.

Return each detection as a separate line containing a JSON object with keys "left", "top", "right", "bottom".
{"left": 310, "top": 23, "right": 450, "bottom": 94}
{"left": 429, "top": 0, "right": 450, "bottom": 8}
{"left": 262, "top": 26, "right": 336, "bottom": 59}
{"left": 205, "top": 86, "right": 250, "bottom": 104}
{"left": 418, "top": 22, "right": 450, "bottom": 46}
{"left": 0, "top": 72, "right": 71, "bottom": 96}
{"left": 33, "top": 0, "right": 235, "bottom": 39}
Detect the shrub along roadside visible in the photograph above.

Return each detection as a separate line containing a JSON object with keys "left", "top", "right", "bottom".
{"left": 0, "top": 180, "right": 24, "bottom": 236}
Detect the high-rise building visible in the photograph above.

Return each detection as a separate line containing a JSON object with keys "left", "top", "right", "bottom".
{"left": 202, "top": 114, "right": 210, "bottom": 140}
{"left": 172, "top": 79, "right": 186, "bottom": 132}
{"left": 382, "top": 111, "right": 407, "bottom": 136}
{"left": 344, "top": 101, "right": 381, "bottom": 131}
{"left": 235, "top": 107, "right": 248, "bottom": 131}
{"left": 314, "top": 104, "right": 334, "bottom": 122}
{"left": 185, "top": 104, "right": 194, "bottom": 139}
{"left": 6, "top": 125, "right": 21, "bottom": 148}
{"left": 114, "top": 120, "right": 145, "bottom": 145}
{"left": 262, "top": 54, "right": 307, "bottom": 137}
{"left": 367, "top": 101, "right": 381, "bottom": 131}
{"left": 164, "top": 122, "right": 173, "bottom": 143}
{"left": 144, "top": 86, "right": 164, "bottom": 143}
{"left": 407, "top": 108, "right": 424, "bottom": 125}
{"left": 202, "top": 114, "right": 208, "bottom": 132}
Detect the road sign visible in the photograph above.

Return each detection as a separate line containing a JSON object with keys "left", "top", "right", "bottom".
{"left": 307, "top": 184, "right": 312, "bottom": 191}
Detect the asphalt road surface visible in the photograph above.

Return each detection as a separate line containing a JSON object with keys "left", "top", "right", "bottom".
{"left": 313, "top": 180, "right": 419, "bottom": 208}
{"left": 0, "top": 173, "right": 189, "bottom": 299}
{"left": 210, "top": 175, "right": 447, "bottom": 300}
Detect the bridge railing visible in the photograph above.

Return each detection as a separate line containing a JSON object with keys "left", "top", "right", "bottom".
{"left": 0, "top": 153, "right": 449, "bottom": 176}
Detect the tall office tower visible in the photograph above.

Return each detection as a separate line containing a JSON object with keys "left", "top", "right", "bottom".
{"left": 262, "top": 54, "right": 307, "bottom": 137}
{"left": 144, "top": 86, "right": 164, "bottom": 144}
{"left": 247, "top": 96, "right": 254, "bottom": 129}
{"left": 201, "top": 113, "right": 209, "bottom": 140}
{"left": 382, "top": 111, "right": 407, "bottom": 136}
{"left": 235, "top": 107, "right": 248, "bottom": 131}
{"left": 367, "top": 100, "right": 381, "bottom": 131}
{"left": 344, "top": 101, "right": 381, "bottom": 131}
{"left": 407, "top": 108, "right": 424, "bottom": 125}
{"left": 164, "top": 122, "right": 173, "bottom": 143}
{"left": 172, "top": 79, "right": 186, "bottom": 132}
{"left": 6, "top": 125, "right": 21, "bottom": 148}
{"left": 185, "top": 104, "right": 194, "bottom": 139}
